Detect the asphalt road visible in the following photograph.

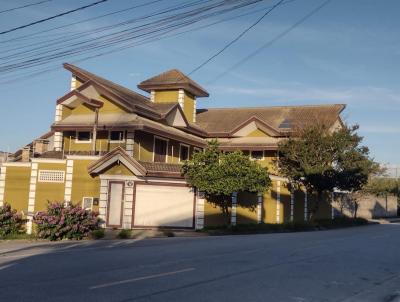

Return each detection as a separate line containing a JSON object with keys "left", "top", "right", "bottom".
{"left": 1, "top": 224, "right": 400, "bottom": 302}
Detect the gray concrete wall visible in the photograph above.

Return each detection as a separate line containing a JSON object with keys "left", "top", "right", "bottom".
{"left": 333, "top": 193, "right": 398, "bottom": 219}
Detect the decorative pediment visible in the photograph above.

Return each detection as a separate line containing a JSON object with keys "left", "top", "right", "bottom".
{"left": 88, "top": 147, "right": 146, "bottom": 176}
{"left": 57, "top": 89, "right": 103, "bottom": 109}
{"left": 230, "top": 116, "right": 279, "bottom": 137}
{"left": 164, "top": 104, "right": 189, "bottom": 127}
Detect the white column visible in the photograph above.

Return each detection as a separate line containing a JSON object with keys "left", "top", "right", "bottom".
{"left": 53, "top": 104, "right": 63, "bottom": 151}
{"left": 123, "top": 181, "right": 134, "bottom": 229}
{"left": 99, "top": 178, "right": 108, "bottom": 227}
{"left": 195, "top": 190, "right": 205, "bottom": 230}
{"left": 257, "top": 192, "right": 263, "bottom": 224}
{"left": 0, "top": 166, "right": 7, "bottom": 207}
{"left": 178, "top": 89, "right": 185, "bottom": 109}
{"left": 64, "top": 160, "right": 73, "bottom": 203}
{"left": 304, "top": 191, "right": 308, "bottom": 221}
{"left": 231, "top": 192, "right": 237, "bottom": 225}
{"left": 290, "top": 187, "right": 294, "bottom": 222}
{"left": 150, "top": 90, "right": 155, "bottom": 102}
{"left": 276, "top": 181, "right": 281, "bottom": 223}
{"left": 27, "top": 163, "right": 38, "bottom": 234}
{"left": 70, "top": 75, "right": 77, "bottom": 91}
{"left": 193, "top": 98, "right": 197, "bottom": 123}
{"left": 126, "top": 131, "right": 135, "bottom": 156}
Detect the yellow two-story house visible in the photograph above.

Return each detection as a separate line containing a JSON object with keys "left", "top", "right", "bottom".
{"left": 0, "top": 64, "right": 345, "bottom": 233}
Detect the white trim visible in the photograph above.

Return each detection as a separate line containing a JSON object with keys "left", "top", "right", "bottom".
{"left": 70, "top": 75, "right": 77, "bottom": 91}
{"left": 276, "top": 180, "right": 281, "bottom": 223}
{"left": 31, "top": 159, "right": 66, "bottom": 164}
{"left": 26, "top": 163, "right": 38, "bottom": 233}
{"left": 99, "top": 174, "right": 139, "bottom": 181}
{"left": 179, "top": 143, "right": 190, "bottom": 162}
{"left": 153, "top": 136, "right": 169, "bottom": 163}
{"left": 1, "top": 162, "right": 32, "bottom": 167}
{"left": 82, "top": 196, "right": 94, "bottom": 210}
{"left": 257, "top": 192, "right": 262, "bottom": 224}
{"left": 0, "top": 167, "right": 6, "bottom": 206}
{"left": 90, "top": 155, "right": 145, "bottom": 176}
{"left": 150, "top": 90, "right": 155, "bottom": 103}
{"left": 193, "top": 98, "right": 197, "bottom": 123}
{"left": 195, "top": 191, "right": 205, "bottom": 230}
{"left": 126, "top": 131, "right": 135, "bottom": 156}
{"left": 64, "top": 160, "right": 73, "bottom": 202}
{"left": 75, "top": 131, "right": 92, "bottom": 143}
{"left": 66, "top": 155, "right": 101, "bottom": 160}
{"left": 178, "top": 89, "right": 185, "bottom": 109}
{"left": 54, "top": 132, "right": 63, "bottom": 151}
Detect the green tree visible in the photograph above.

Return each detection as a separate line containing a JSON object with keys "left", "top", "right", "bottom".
{"left": 277, "top": 123, "right": 377, "bottom": 220}
{"left": 182, "top": 140, "right": 271, "bottom": 224}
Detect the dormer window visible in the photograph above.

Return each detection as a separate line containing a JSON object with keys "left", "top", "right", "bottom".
{"left": 109, "top": 130, "right": 124, "bottom": 142}
{"left": 76, "top": 131, "right": 91, "bottom": 143}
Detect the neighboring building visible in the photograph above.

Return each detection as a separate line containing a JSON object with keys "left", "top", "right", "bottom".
{"left": 0, "top": 64, "right": 345, "bottom": 233}
{"left": 0, "top": 151, "right": 9, "bottom": 164}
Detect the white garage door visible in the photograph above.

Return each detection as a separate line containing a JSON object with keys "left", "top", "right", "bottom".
{"left": 134, "top": 184, "right": 194, "bottom": 228}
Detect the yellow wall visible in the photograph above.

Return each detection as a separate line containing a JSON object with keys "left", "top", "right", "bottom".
{"left": 204, "top": 200, "right": 229, "bottom": 226}
{"left": 236, "top": 191, "right": 258, "bottom": 224}
{"left": 35, "top": 163, "right": 66, "bottom": 212}
{"left": 154, "top": 90, "right": 179, "bottom": 103}
{"left": 183, "top": 92, "right": 195, "bottom": 123}
{"left": 3, "top": 167, "right": 31, "bottom": 213}
{"left": 70, "top": 160, "right": 100, "bottom": 210}
{"left": 247, "top": 129, "right": 268, "bottom": 137}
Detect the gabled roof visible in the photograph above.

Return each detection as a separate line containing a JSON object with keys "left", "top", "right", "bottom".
{"left": 138, "top": 69, "right": 209, "bottom": 97}
{"left": 196, "top": 104, "right": 345, "bottom": 137}
{"left": 88, "top": 147, "right": 183, "bottom": 178}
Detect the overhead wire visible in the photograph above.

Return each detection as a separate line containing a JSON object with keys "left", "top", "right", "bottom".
{"left": 208, "top": 0, "right": 332, "bottom": 83}
{"left": 0, "top": 0, "right": 111, "bottom": 35}
{"left": 0, "top": 0, "right": 54, "bottom": 15}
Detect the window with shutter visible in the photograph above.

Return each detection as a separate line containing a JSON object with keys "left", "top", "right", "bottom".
{"left": 154, "top": 138, "right": 167, "bottom": 162}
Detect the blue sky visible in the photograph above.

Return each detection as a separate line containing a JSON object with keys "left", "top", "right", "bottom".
{"left": 0, "top": 0, "right": 399, "bottom": 169}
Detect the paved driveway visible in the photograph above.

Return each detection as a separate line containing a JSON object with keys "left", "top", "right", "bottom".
{"left": 1, "top": 224, "right": 400, "bottom": 302}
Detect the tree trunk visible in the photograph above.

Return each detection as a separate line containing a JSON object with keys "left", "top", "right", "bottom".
{"left": 353, "top": 201, "right": 359, "bottom": 219}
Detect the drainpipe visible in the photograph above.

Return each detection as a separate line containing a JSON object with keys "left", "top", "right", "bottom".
{"left": 92, "top": 108, "right": 99, "bottom": 155}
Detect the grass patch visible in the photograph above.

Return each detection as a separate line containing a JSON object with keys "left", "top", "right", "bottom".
{"left": 202, "top": 217, "right": 369, "bottom": 235}
{"left": 0, "top": 233, "right": 37, "bottom": 240}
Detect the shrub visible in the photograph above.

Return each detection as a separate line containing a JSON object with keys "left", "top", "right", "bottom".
{"left": 117, "top": 229, "right": 131, "bottom": 239}
{"left": 0, "top": 203, "right": 27, "bottom": 238}
{"left": 89, "top": 229, "right": 105, "bottom": 240}
{"left": 33, "top": 202, "right": 100, "bottom": 241}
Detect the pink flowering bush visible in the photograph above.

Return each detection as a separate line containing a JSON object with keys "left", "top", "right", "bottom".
{"left": 33, "top": 202, "right": 100, "bottom": 241}
{"left": 0, "top": 202, "right": 27, "bottom": 237}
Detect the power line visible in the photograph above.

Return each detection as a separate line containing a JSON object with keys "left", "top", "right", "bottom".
{"left": 0, "top": 0, "right": 263, "bottom": 74}
{"left": 186, "top": 0, "right": 285, "bottom": 77}
{"left": 209, "top": 0, "right": 332, "bottom": 83}
{"left": 0, "top": 0, "right": 110, "bottom": 35}
{"left": 0, "top": 0, "right": 53, "bottom": 14}
{"left": 0, "top": 0, "right": 165, "bottom": 44}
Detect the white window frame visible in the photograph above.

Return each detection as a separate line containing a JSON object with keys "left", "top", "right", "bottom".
{"left": 179, "top": 143, "right": 190, "bottom": 162}
{"left": 153, "top": 136, "right": 169, "bottom": 163}
{"left": 38, "top": 170, "right": 65, "bottom": 183}
{"left": 250, "top": 150, "right": 264, "bottom": 161}
{"left": 109, "top": 130, "right": 125, "bottom": 143}
{"left": 82, "top": 197, "right": 94, "bottom": 210}
{"left": 75, "top": 131, "right": 92, "bottom": 144}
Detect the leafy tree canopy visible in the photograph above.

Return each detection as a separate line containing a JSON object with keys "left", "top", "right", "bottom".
{"left": 277, "top": 123, "right": 378, "bottom": 216}
{"left": 182, "top": 141, "right": 271, "bottom": 223}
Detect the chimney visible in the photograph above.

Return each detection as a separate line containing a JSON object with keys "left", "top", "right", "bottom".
{"left": 21, "top": 147, "right": 31, "bottom": 162}
{"left": 33, "top": 139, "right": 49, "bottom": 155}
